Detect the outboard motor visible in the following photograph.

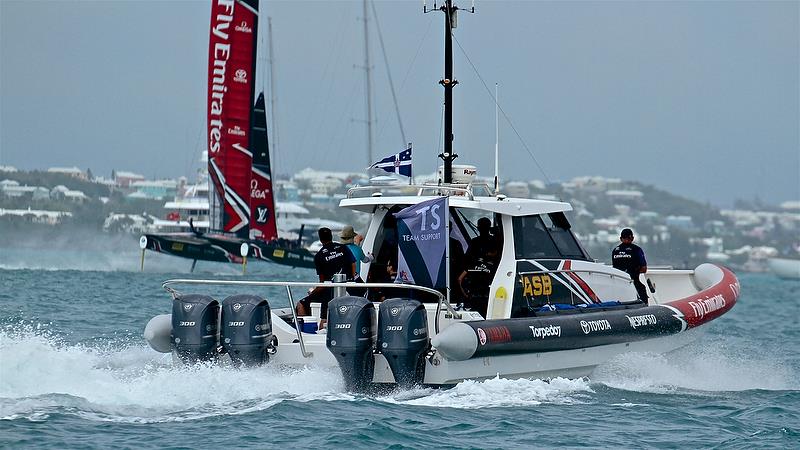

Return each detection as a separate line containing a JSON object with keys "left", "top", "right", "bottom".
{"left": 220, "top": 294, "right": 272, "bottom": 367}
{"left": 171, "top": 294, "right": 220, "bottom": 364}
{"left": 377, "top": 298, "right": 429, "bottom": 387}
{"left": 326, "top": 296, "right": 376, "bottom": 392}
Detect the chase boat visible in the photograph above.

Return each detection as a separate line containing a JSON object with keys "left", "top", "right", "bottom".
{"left": 145, "top": 174, "right": 740, "bottom": 390}
{"left": 143, "top": 0, "right": 740, "bottom": 391}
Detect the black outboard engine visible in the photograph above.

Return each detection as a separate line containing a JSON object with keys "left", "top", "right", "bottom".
{"left": 220, "top": 294, "right": 272, "bottom": 367}
{"left": 171, "top": 294, "right": 220, "bottom": 364}
{"left": 326, "top": 296, "right": 376, "bottom": 392}
{"left": 377, "top": 298, "right": 429, "bottom": 387}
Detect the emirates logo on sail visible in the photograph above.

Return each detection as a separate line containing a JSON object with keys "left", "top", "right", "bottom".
{"left": 228, "top": 125, "right": 246, "bottom": 137}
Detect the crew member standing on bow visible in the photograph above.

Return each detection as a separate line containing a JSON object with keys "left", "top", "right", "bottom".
{"left": 612, "top": 228, "right": 649, "bottom": 303}
{"left": 297, "top": 227, "right": 355, "bottom": 327}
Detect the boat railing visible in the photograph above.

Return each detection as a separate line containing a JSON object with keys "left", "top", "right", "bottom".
{"left": 161, "top": 279, "right": 459, "bottom": 358}
{"left": 346, "top": 183, "right": 491, "bottom": 200}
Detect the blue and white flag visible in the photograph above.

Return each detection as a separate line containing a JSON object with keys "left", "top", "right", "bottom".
{"left": 393, "top": 196, "right": 448, "bottom": 289}
{"left": 369, "top": 147, "right": 412, "bottom": 177}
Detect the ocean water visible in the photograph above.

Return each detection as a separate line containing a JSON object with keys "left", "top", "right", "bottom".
{"left": 1, "top": 246, "right": 799, "bottom": 449}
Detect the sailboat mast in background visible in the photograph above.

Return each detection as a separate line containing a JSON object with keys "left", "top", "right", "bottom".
{"left": 362, "top": 0, "right": 374, "bottom": 167}
{"left": 267, "top": 16, "right": 279, "bottom": 172}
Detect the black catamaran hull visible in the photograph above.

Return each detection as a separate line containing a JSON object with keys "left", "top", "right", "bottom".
{"left": 249, "top": 241, "right": 316, "bottom": 268}
{"left": 142, "top": 233, "right": 316, "bottom": 268}
{"left": 143, "top": 233, "right": 236, "bottom": 263}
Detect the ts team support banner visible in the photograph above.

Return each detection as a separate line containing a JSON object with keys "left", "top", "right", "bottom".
{"left": 394, "top": 197, "right": 448, "bottom": 289}
{"left": 207, "top": 0, "right": 259, "bottom": 235}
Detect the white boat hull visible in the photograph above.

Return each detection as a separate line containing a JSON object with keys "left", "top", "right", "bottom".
{"left": 144, "top": 264, "right": 737, "bottom": 388}
{"left": 768, "top": 257, "right": 800, "bottom": 279}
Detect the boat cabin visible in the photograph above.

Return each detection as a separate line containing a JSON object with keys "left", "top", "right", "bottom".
{"left": 340, "top": 180, "right": 641, "bottom": 320}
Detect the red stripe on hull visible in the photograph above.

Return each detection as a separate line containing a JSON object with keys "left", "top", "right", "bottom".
{"left": 563, "top": 260, "right": 601, "bottom": 303}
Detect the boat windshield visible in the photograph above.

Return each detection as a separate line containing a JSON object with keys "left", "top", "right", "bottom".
{"left": 512, "top": 213, "right": 588, "bottom": 260}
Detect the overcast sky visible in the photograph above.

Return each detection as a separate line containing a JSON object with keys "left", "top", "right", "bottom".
{"left": 1, "top": 0, "right": 797, "bottom": 207}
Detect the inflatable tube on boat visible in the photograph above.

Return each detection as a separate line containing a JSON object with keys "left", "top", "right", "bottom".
{"left": 664, "top": 264, "right": 739, "bottom": 328}
{"left": 144, "top": 314, "right": 172, "bottom": 353}
{"left": 432, "top": 264, "right": 739, "bottom": 362}
{"left": 430, "top": 323, "right": 477, "bottom": 362}
{"left": 693, "top": 263, "right": 723, "bottom": 290}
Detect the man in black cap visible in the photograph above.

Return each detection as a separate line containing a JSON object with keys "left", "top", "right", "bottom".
{"left": 612, "top": 228, "right": 649, "bottom": 303}
{"left": 297, "top": 227, "right": 355, "bottom": 327}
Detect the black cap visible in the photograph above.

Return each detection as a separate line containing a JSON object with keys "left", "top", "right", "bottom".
{"left": 318, "top": 227, "right": 332, "bottom": 242}
{"left": 620, "top": 228, "right": 634, "bottom": 238}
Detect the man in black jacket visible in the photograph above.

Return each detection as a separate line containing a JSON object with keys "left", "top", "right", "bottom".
{"left": 612, "top": 228, "right": 649, "bottom": 303}
{"left": 297, "top": 227, "right": 355, "bottom": 327}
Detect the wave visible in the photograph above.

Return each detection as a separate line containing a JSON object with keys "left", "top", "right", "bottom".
{"left": 379, "top": 376, "right": 593, "bottom": 409}
{"left": 0, "top": 326, "right": 350, "bottom": 423}
{"left": 3, "top": 320, "right": 797, "bottom": 424}
{"left": 590, "top": 335, "right": 800, "bottom": 393}
{"left": 0, "top": 326, "right": 599, "bottom": 423}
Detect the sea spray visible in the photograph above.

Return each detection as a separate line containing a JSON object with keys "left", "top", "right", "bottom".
{"left": 590, "top": 335, "right": 800, "bottom": 393}
{"left": 381, "top": 376, "right": 594, "bottom": 409}
{"left": 0, "top": 326, "right": 349, "bottom": 423}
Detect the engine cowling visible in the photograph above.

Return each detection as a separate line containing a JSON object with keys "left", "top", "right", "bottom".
{"left": 220, "top": 294, "right": 272, "bottom": 367}
{"left": 171, "top": 294, "right": 220, "bottom": 364}
{"left": 376, "top": 298, "right": 429, "bottom": 387}
{"left": 326, "top": 296, "right": 376, "bottom": 392}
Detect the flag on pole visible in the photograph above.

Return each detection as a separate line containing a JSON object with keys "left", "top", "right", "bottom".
{"left": 393, "top": 196, "right": 448, "bottom": 289}
{"left": 368, "top": 146, "right": 412, "bottom": 177}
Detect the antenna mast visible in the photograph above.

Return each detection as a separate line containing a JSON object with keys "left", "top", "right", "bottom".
{"left": 428, "top": 0, "right": 472, "bottom": 184}
{"left": 494, "top": 82, "right": 499, "bottom": 194}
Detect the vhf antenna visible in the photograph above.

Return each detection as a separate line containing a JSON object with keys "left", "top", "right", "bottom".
{"left": 424, "top": 0, "right": 475, "bottom": 184}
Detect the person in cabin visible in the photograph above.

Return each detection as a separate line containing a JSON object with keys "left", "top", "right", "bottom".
{"left": 459, "top": 236, "right": 501, "bottom": 314}
{"left": 297, "top": 227, "right": 356, "bottom": 328}
{"left": 612, "top": 228, "right": 649, "bottom": 303}
{"left": 375, "top": 212, "right": 399, "bottom": 268}
{"left": 465, "top": 217, "right": 498, "bottom": 267}
{"left": 366, "top": 213, "right": 400, "bottom": 301}
{"left": 449, "top": 236, "right": 467, "bottom": 303}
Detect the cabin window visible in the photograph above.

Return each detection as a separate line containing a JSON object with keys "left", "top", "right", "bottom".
{"left": 542, "top": 212, "right": 586, "bottom": 259}
{"left": 513, "top": 213, "right": 587, "bottom": 260}
{"left": 453, "top": 209, "right": 501, "bottom": 240}
{"left": 513, "top": 215, "right": 559, "bottom": 259}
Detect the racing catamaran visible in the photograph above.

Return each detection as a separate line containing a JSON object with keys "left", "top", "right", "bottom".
{"left": 140, "top": 0, "right": 314, "bottom": 270}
